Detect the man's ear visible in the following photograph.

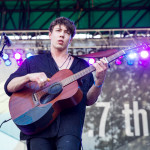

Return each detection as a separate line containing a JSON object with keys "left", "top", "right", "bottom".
{"left": 49, "top": 32, "right": 52, "bottom": 40}
{"left": 69, "top": 38, "right": 73, "bottom": 44}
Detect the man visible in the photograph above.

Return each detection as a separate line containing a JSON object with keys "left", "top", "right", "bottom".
{"left": 4, "top": 17, "right": 108, "bottom": 150}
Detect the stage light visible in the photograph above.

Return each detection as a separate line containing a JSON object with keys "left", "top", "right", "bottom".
{"left": 119, "top": 56, "right": 123, "bottom": 59}
{"left": 14, "top": 52, "right": 22, "bottom": 60}
{"left": 5, "top": 59, "right": 12, "bottom": 66}
{"left": 26, "top": 52, "right": 33, "bottom": 58}
{"left": 127, "top": 52, "right": 137, "bottom": 60}
{"left": 17, "top": 59, "right": 23, "bottom": 66}
{"left": 2, "top": 53, "right": 9, "bottom": 60}
{"left": 140, "top": 50, "right": 149, "bottom": 59}
{"left": 127, "top": 60, "right": 134, "bottom": 65}
{"left": 88, "top": 58, "right": 95, "bottom": 65}
{"left": 138, "top": 60, "right": 149, "bottom": 66}
{"left": 115, "top": 59, "right": 122, "bottom": 65}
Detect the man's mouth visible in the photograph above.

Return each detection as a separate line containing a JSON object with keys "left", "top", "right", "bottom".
{"left": 58, "top": 40, "right": 64, "bottom": 45}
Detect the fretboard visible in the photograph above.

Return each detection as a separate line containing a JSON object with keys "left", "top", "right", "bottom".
{"left": 61, "top": 65, "right": 96, "bottom": 86}
{"left": 107, "top": 50, "right": 125, "bottom": 63}
{"left": 61, "top": 48, "right": 133, "bottom": 86}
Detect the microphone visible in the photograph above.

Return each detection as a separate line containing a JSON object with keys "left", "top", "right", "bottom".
{"left": 3, "top": 32, "right": 11, "bottom": 47}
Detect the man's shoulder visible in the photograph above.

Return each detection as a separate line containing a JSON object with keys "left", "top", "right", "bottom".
{"left": 73, "top": 56, "right": 89, "bottom": 67}
{"left": 26, "top": 53, "right": 49, "bottom": 62}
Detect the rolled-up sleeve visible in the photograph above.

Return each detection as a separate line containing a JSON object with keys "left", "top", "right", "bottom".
{"left": 4, "top": 58, "right": 29, "bottom": 96}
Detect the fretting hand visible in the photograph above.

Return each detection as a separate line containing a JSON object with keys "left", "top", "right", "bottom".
{"left": 93, "top": 57, "right": 108, "bottom": 86}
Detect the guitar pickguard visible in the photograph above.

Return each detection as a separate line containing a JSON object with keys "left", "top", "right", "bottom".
{"left": 40, "top": 82, "right": 63, "bottom": 104}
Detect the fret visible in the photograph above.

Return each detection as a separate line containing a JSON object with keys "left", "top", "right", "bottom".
{"left": 61, "top": 65, "right": 95, "bottom": 86}
{"left": 107, "top": 50, "right": 126, "bottom": 63}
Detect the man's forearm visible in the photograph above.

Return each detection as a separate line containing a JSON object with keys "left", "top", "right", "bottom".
{"left": 7, "top": 75, "right": 30, "bottom": 93}
{"left": 86, "top": 83, "right": 102, "bottom": 106}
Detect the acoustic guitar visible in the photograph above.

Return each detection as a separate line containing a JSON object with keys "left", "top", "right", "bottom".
{"left": 9, "top": 44, "right": 147, "bottom": 135}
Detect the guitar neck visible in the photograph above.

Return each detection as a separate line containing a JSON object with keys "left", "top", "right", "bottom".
{"left": 107, "top": 50, "right": 126, "bottom": 63}
{"left": 61, "top": 65, "right": 96, "bottom": 86}
{"left": 61, "top": 49, "right": 132, "bottom": 86}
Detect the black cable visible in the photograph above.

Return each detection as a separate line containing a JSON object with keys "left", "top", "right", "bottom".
{"left": 0, "top": 118, "right": 12, "bottom": 128}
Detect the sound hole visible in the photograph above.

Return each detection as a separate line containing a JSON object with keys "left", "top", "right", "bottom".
{"left": 40, "top": 82, "right": 63, "bottom": 104}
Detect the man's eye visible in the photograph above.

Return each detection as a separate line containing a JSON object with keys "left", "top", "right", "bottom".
{"left": 66, "top": 31, "right": 70, "bottom": 35}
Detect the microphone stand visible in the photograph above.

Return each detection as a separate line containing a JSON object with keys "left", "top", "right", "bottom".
{"left": 0, "top": 33, "right": 9, "bottom": 57}
{"left": 0, "top": 43, "right": 7, "bottom": 57}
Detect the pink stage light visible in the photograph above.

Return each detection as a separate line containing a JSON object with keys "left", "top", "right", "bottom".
{"left": 88, "top": 58, "right": 95, "bottom": 65}
{"left": 115, "top": 59, "right": 122, "bottom": 65}
{"left": 14, "top": 53, "right": 22, "bottom": 60}
{"left": 17, "top": 60, "right": 23, "bottom": 66}
{"left": 140, "top": 51, "right": 149, "bottom": 59}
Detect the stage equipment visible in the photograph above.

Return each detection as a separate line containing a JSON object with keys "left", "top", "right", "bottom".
{"left": 88, "top": 58, "right": 95, "bottom": 64}
{"left": 0, "top": 32, "right": 12, "bottom": 57}
{"left": 26, "top": 52, "right": 33, "bottom": 58}
{"left": 115, "top": 59, "right": 122, "bottom": 65}
{"left": 140, "top": 51, "right": 149, "bottom": 59}
{"left": 14, "top": 52, "right": 22, "bottom": 60}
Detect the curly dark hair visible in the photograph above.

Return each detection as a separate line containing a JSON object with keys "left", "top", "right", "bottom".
{"left": 48, "top": 17, "right": 76, "bottom": 38}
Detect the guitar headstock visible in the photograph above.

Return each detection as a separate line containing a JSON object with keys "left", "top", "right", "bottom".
{"left": 106, "top": 43, "right": 149, "bottom": 63}
{"left": 123, "top": 43, "right": 149, "bottom": 54}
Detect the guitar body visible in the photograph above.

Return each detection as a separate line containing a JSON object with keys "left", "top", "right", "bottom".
{"left": 9, "top": 69, "right": 83, "bottom": 135}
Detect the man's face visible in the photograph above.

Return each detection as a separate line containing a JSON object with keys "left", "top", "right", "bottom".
{"left": 49, "top": 24, "right": 72, "bottom": 51}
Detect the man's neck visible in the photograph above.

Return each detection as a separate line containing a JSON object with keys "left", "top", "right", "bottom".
{"left": 51, "top": 49, "right": 68, "bottom": 59}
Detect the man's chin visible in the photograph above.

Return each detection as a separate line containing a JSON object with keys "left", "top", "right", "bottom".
{"left": 56, "top": 46, "right": 67, "bottom": 51}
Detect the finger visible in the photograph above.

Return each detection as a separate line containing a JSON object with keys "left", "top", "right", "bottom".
{"left": 93, "top": 62, "right": 103, "bottom": 71}
{"left": 97, "top": 60, "right": 108, "bottom": 70}
{"left": 38, "top": 80, "right": 46, "bottom": 88}
{"left": 101, "top": 57, "right": 109, "bottom": 68}
{"left": 40, "top": 78, "right": 44, "bottom": 82}
{"left": 96, "top": 61, "right": 106, "bottom": 70}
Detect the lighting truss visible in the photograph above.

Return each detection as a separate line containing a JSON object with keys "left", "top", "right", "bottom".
{"left": 0, "top": 28, "right": 150, "bottom": 55}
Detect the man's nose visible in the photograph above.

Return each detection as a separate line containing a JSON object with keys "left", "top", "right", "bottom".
{"left": 60, "top": 31, "right": 64, "bottom": 37}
